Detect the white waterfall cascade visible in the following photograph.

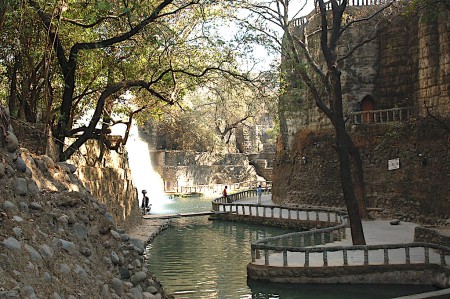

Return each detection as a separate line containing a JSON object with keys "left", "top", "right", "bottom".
{"left": 113, "top": 122, "right": 172, "bottom": 213}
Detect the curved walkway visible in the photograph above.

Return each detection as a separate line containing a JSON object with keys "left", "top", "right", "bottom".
{"left": 212, "top": 191, "right": 450, "bottom": 290}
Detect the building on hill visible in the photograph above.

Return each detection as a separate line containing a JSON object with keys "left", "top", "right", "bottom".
{"left": 274, "top": 1, "right": 449, "bottom": 224}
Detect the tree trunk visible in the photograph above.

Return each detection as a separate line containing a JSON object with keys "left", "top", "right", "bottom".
{"left": 350, "top": 142, "right": 368, "bottom": 219}
{"left": 54, "top": 60, "right": 76, "bottom": 161}
{"left": 336, "top": 125, "right": 366, "bottom": 245}
{"left": 8, "top": 55, "right": 19, "bottom": 118}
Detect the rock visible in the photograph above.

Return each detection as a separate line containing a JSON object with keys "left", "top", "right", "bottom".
{"left": 12, "top": 227, "right": 22, "bottom": 238}
{"left": 13, "top": 178, "right": 28, "bottom": 196}
{"left": 5, "top": 164, "right": 14, "bottom": 177}
{"left": 6, "top": 131, "right": 19, "bottom": 153}
{"left": 24, "top": 244, "right": 43, "bottom": 263}
{"left": 390, "top": 219, "right": 401, "bottom": 225}
{"left": 75, "top": 265, "right": 88, "bottom": 281}
{"left": 110, "top": 230, "right": 120, "bottom": 239}
{"left": 111, "top": 251, "right": 120, "bottom": 265}
{"left": 2, "top": 237, "right": 21, "bottom": 251}
{"left": 120, "top": 234, "right": 130, "bottom": 241}
{"left": 145, "top": 286, "right": 158, "bottom": 294}
{"left": 143, "top": 292, "right": 156, "bottom": 299}
{"left": 44, "top": 272, "right": 52, "bottom": 283}
{"left": 13, "top": 215, "right": 24, "bottom": 222}
{"left": 131, "top": 288, "right": 144, "bottom": 299}
{"left": 54, "top": 238, "right": 76, "bottom": 252}
{"left": 20, "top": 285, "right": 37, "bottom": 299}
{"left": 111, "top": 278, "right": 124, "bottom": 296}
{"left": 119, "top": 267, "right": 131, "bottom": 279}
{"left": 56, "top": 162, "right": 70, "bottom": 173}
{"left": 131, "top": 271, "right": 147, "bottom": 285}
{"left": 0, "top": 162, "right": 5, "bottom": 178}
{"left": 18, "top": 202, "right": 28, "bottom": 211}
{"left": 39, "top": 244, "right": 55, "bottom": 260}
{"left": 59, "top": 263, "right": 71, "bottom": 275}
{"left": 79, "top": 247, "right": 92, "bottom": 257}
{"left": 3, "top": 200, "right": 17, "bottom": 212}
{"left": 27, "top": 180, "right": 40, "bottom": 195}
{"left": 73, "top": 223, "right": 88, "bottom": 239}
{"left": 15, "top": 156, "right": 26, "bottom": 173}
{"left": 128, "top": 238, "right": 145, "bottom": 255}
{"left": 29, "top": 202, "right": 43, "bottom": 211}
{"left": 41, "top": 155, "right": 55, "bottom": 169}
{"left": 51, "top": 292, "right": 63, "bottom": 299}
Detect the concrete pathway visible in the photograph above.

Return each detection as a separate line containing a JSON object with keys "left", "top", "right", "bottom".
{"left": 233, "top": 195, "right": 450, "bottom": 267}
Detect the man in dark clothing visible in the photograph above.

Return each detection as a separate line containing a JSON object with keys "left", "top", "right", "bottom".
{"left": 141, "top": 190, "right": 150, "bottom": 214}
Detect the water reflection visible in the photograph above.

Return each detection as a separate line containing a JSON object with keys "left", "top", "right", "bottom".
{"left": 145, "top": 212, "right": 436, "bottom": 299}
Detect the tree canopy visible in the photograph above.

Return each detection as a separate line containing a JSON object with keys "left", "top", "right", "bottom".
{"left": 0, "top": 0, "right": 275, "bottom": 161}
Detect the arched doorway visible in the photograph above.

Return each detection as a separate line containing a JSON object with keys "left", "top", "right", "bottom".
{"left": 360, "top": 95, "right": 376, "bottom": 123}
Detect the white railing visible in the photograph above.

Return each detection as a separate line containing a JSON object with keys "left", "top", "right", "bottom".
{"left": 348, "top": 107, "right": 413, "bottom": 125}
{"left": 251, "top": 242, "right": 450, "bottom": 268}
{"left": 173, "top": 180, "right": 272, "bottom": 195}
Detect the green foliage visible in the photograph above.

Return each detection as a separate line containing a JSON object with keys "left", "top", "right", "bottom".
{"left": 403, "top": 0, "right": 450, "bottom": 21}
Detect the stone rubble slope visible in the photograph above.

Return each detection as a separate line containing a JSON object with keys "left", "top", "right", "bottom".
{"left": 0, "top": 105, "right": 171, "bottom": 299}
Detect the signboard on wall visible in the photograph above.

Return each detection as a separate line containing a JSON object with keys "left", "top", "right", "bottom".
{"left": 388, "top": 158, "right": 400, "bottom": 170}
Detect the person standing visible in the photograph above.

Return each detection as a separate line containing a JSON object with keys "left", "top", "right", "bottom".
{"left": 141, "top": 190, "right": 150, "bottom": 214}
{"left": 223, "top": 186, "right": 228, "bottom": 203}
{"left": 256, "top": 185, "right": 263, "bottom": 205}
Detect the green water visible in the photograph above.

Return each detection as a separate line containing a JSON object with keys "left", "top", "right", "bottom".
{"left": 145, "top": 196, "right": 437, "bottom": 299}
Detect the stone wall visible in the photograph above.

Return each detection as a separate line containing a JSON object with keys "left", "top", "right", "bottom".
{"left": 274, "top": 4, "right": 450, "bottom": 224}
{"left": 273, "top": 119, "right": 450, "bottom": 225}
{"left": 151, "top": 150, "right": 258, "bottom": 192}
{"left": 279, "top": 4, "right": 449, "bottom": 149}
{"left": 69, "top": 140, "right": 142, "bottom": 230}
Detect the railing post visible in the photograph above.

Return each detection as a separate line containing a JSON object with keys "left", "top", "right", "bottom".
{"left": 306, "top": 211, "right": 310, "bottom": 221}
{"left": 321, "top": 232, "right": 326, "bottom": 245}
{"left": 440, "top": 250, "right": 446, "bottom": 266}
{"left": 297, "top": 210, "right": 300, "bottom": 220}
{"left": 323, "top": 251, "right": 328, "bottom": 266}
{"left": 264, "top": 249, "right": 269, "bottom": 266}
{"left": 279, "top": 208, "right": 283, "bottom": 219}
{"left": 384, "top": 248, "right": 389, "bottom": 264}
{"left": 425, "top": 247, "right": 430, "bottom": 263}
{"left": 283, "top": 250, "right": 288, "bottom": 266}
{"left": 256, "top": 205, "right": 259, "bottom": 217}
{"left": 327, "top": 211, "right": 330, "bottom": 222}
{"left": 364, "top": 248, "right": 369, "bottom": 265}
{"left": 288, "top": 209, "right": 291, "bottom": 220}
{"left": 304, "top": 250, "right": 309, "bottom": 267}
{"left": 271, "top": 207, "right": 274, "bottom": 218}
{"left": 405, "top": 247, "right": 410, "bottom": 264}
{"left": 263, "top": 207, "right": 266, "bottom": 217}
{"left": 249, "top": 206, "right": 253, "bottom": 216}
{"left": 343, "top": 249, "right": 348, "bottom": 265}
{"left": 251, "top": 248, "right": 256, "bottom": 262}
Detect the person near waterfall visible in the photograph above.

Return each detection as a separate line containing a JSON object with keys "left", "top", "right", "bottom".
{"left": 141, "top": 190, "right": 151, "bottom": 214}
{"left": 256, "top": 185, "right": 263, "bottom": 205}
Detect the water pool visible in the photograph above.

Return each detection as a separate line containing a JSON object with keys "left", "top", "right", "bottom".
{"left": 145, "top": 196, "right": 437, "bottom": 298}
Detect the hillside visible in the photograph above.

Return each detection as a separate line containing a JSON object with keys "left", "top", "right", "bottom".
{"left": 0, "top": 106, "right": 170, "bottom": 298}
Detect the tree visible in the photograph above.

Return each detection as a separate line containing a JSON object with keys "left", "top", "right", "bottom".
{"left": 17, "top": 0, "right": 255, "bottom": 162}
{"left": 238, "top": 0, "right": 399, "bottom": 244}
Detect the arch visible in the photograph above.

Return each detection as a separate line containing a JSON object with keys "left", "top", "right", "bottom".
{"left": 360, "top": 95, "right": 376, "bottom": 123}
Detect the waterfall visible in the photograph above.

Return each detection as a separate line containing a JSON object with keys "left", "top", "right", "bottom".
{"left": 119, "top": 123, "right": 172, "bottom": 213}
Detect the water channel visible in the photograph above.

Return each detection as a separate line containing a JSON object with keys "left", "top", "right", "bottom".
{"left": 144, "top": 196, "right": 436, "bottom": 299}
{"left": 123, "top": 126, "right": 437, "bottom": 298}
